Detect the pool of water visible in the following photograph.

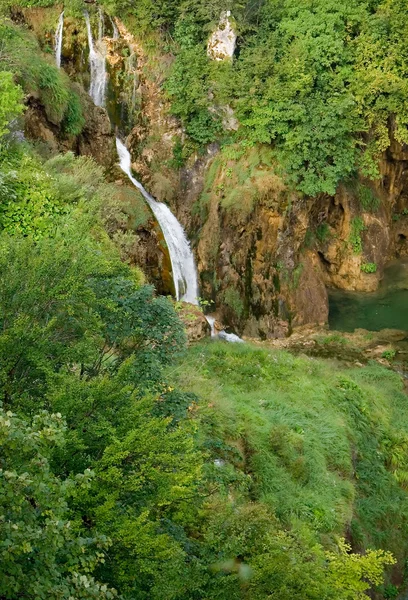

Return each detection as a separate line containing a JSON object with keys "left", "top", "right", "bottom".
{"left": 329, "top": 259, "right": 408, "bottom": 332}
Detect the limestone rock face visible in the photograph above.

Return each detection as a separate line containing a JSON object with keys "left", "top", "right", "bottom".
{"left": 24, "top": 90, "right": 115, "bottom": 168}
{"left": 177, "top": 135, "right": 408, "bottom": 339}
{"left": 207, "top": 11, "right": 236, "bottom": 61}
{"left": 75, "top": 89, "right": 116, "bottom": 167}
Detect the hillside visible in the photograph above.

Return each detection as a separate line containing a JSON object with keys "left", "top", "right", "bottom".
{"left": 0, "top": 0, "right": 408, "bottom": 598}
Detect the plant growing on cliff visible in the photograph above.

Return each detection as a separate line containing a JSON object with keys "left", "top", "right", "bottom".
{"left": 61, "top": 89, "right": 85, "bottom": 135}
{"left": 349, "top": 217, "right": 366, "bottom": 254}
{"left": 361, "top": 262, "right": 377, "bottom": 274}
{"left": 0, "top": 71, "right": 24, "bottom": 137}
{"left": 357, "top": 183, "right": 380, "bottom": 213}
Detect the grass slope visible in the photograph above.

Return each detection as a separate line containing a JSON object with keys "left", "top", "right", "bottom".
{"left": 169, "top": 341, "right": 408, "bottom": 572}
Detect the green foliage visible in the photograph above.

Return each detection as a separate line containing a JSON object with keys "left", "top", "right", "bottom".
{"left": 349, "top": 216, "right": 366, "bottom": 254}
{"left": 61, "top": 89, "right": 86, "bottom": 135}
{"left": 381, "top": 349, "right": 396, "bottom": 360}
{"left": 169, "top": 342, "right": 408, "bottom": 596}
{"left": 316, "top": 222, "right": 331, "bottom": 244}
{"left": 0, "top": 142, "right": 66, "bottom": 238}
{"left": 0, "top": 19, "right": 83, "bottom": 128}
{"left": 223, "top": 287, "right": 244, "bottom": 319}
{"left": 0, "top": 407, "right": 116, "bottom": 599}
{"left": 361, "top": 262, "right": 377, "bottom": 274}
{"left": 357, "top": 183, "right": 381, "bottom": 213}
{"left": 0, "top": 71, "right": 24, "bottom": 137}
{"left": 109, "top": 0, "right": 408, "bottom": 194}
{"left": 165, "top": 41, "right": 222, "bottom": 145}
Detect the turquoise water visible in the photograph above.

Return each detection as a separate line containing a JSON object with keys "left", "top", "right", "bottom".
{"left": 329, "top": 260, "right": 408, "bottom": 332}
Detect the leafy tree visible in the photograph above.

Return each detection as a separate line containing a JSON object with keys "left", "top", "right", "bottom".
{"left": 0, "top": 71, "right": 23, "bottom": 137}
{"left": 0, "top": 407, "right": 117, "bottom": 599}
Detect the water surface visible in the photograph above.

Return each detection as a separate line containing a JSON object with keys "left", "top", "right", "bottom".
{"left": 329, "top": 259, "right": 408, "bottom": 332}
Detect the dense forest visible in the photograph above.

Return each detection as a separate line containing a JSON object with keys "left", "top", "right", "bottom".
{"left": 1, "top": 0, "right": 408, "bottom": 598}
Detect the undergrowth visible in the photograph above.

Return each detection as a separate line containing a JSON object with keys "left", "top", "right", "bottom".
{"left": 169, "top": 341, "right": 408, "bottom": 569}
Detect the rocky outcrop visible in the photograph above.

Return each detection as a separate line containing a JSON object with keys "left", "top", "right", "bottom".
{"left": 207, "top": 11, "right": 237, "bottom": 61}
{"left": 176, "top": 303, "right": 211, "bottom": 343}
{"left": 24, "top": 85, "right": 116, "bottom": 168}
{"left": 176, "top": 135, "right": 408, "bottom": 338}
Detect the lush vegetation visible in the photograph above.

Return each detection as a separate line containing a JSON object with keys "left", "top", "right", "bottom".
{"left": 0, "top": 125, "right": 406, "bottom": 597}
{"left": 0, "top": 17, "right": 85, "bottom": 134}
{"left": 1, "top": 5, "right": 408, "bottom": 600}
{"left": 6, "top": 0, "right": 408, "bottom": 197}
{"left": 90, "top": 0, "right": 408, "bottom": 197}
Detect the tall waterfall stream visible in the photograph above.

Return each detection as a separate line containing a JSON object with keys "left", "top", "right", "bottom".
{"left": 116, "top": 139, "right": 199, "bottom": 304}
{"left": 55, "top": 11, "right": 64, "bottom": 68}
{"left": 84, "top": 11, "right": 107, "bottom": 107}
{"left": 80, "top": 9, "right": 242, "bottom": 339}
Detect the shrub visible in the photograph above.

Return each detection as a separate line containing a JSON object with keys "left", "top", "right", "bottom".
{"left": 316, "top": 222, "right": 330, "bottom": 243}
{"left": 61, "top": 89, "right": 85, "bottom": 135}
{"left": 361, "top": 262, "right": 377, "bottom": 273}
{"left": 349, "top": 217, "right": 366, "bottom": 254}
{"left": 357, "top": 183, "right": 380, "bottom": 212}
{"left": 0, "top": 71, "right": 24, "bottom": 137}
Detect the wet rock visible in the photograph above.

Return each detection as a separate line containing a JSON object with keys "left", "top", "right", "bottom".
{"left": 76, "top": 87, "right": 115, "bottom": 167}
{"left": 207, "top": 11, "right": 237, "bottom": 61}
{"left": 176, "top": 303, "right": 211, "bottom": 343}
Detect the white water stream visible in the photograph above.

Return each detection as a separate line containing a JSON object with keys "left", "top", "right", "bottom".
{"left": 206, "top": 316, "right": 244, "bottom": 343}
{"left": 111, "top": 17, "right": 119, "bottom": 40}
{"left": 55, "top": 11, "right": 64, "bottom": 68}
{"left": 84, "top": 11, "right": 107, "bottom": 107}
{"left": 116, "top": 139, "right": 199, "bottom": 304}
{"left": 85, "top": 10, "right": 242, "bottom": 338}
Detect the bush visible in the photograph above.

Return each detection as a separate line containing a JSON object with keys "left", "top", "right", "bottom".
{"left": 349, "top": 217, "right": 366, "bottom": 254}
{"left": 361, "top": 262, "right": 377, "bottom": 273}
{"left": 61, "top": 89, "right": 85, "bottom": 135}
{"left": 0, "top": 71, "right": 24, "bottom": 137}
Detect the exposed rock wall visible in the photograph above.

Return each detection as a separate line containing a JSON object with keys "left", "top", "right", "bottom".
{"left": 207, "top": 11, "right": 237, "bottom": 62}
{"left": 23, "top": 84, "right": 116, "bottom": 167}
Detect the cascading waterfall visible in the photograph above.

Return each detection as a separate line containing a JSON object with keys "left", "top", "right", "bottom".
{"left": 84, "top": 11, "right": 107, "bottom": 107}
{"left": 111, "top": 17, "right": 119, "bottom": 40}
{"left": 55, "top": 11, "right": 64, "bottom": 68}
{"left": 85, "top": 11, "right": 242, "bottom": 336}
{"left": 116, "top": 138, "right": 199, "bottom": 304}
{"left": 206, "top": 315, "right": 244, "bottom": 343}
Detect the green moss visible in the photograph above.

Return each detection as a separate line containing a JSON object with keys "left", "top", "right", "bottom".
{"left": 361, "top": 262, "right": 377, "bottom": 274}
{"left": 316, "top": 222, "right": 330, "bottom": 243}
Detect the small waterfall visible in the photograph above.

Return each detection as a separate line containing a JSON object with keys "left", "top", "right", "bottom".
{"left": 84, "top": 11, "right": 107, "bottom": 107}
{"left": 55, "top": 11, "right": 64, "bottom": 68}
{"left": 116, "top": 138, "right": 199, "bottom": 304}
{"left": 111, "top": 17, "right": 119, "bottom": 40}
{"left": 206, "top": 315, "right": 244, "bottom": 343}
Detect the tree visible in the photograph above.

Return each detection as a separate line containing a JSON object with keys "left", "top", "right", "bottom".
{"left": 0, "top": 407, "right": 117, "bottom": 599}
{"left": 0, "top": 71, "right": 23, "bottom": 137}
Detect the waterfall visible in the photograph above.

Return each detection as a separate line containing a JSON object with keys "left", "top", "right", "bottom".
{"left": 84, "top": 11, "right": 107, "bottom": 107}
{"left": 116, "top": 138, "right": 199, "bottom": 304}
{"left": 111, "top": 17, "right": 119, "bottom": 40}
{"left": 55, "top": 11, "right": 64, "bottom": 68}
{"left": 206, "top": 315, "right": 244, "bottom": 343}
